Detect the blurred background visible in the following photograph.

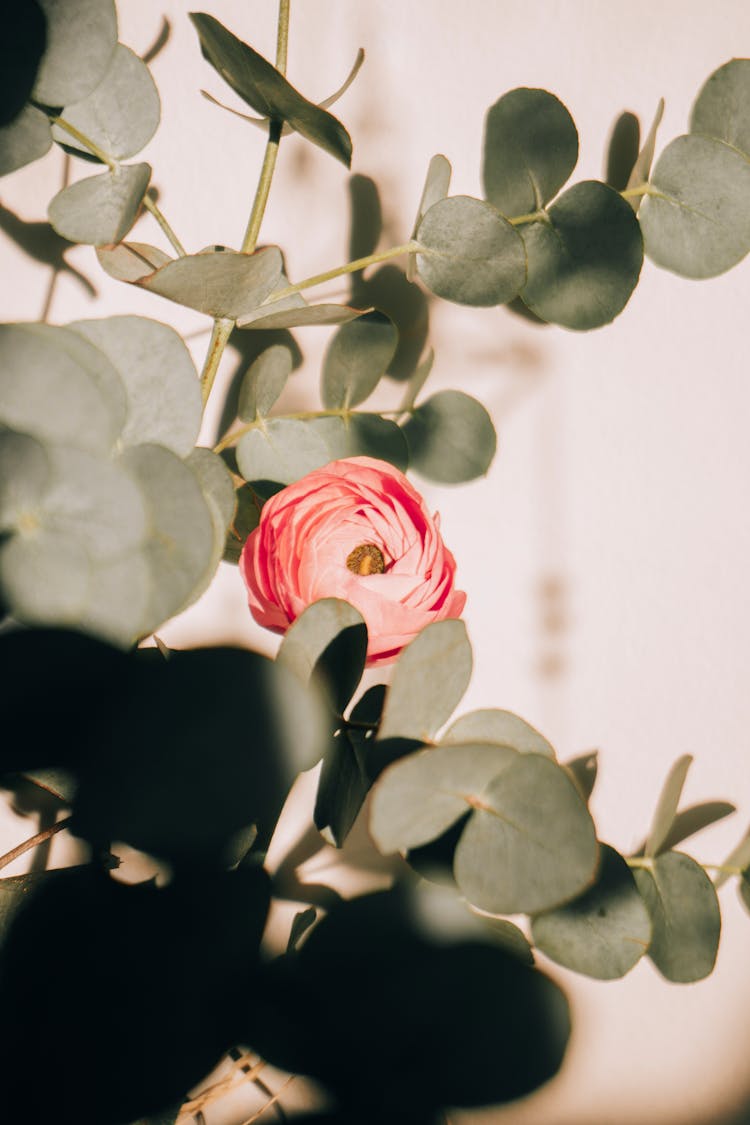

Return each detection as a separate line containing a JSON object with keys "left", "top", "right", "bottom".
{"left": 2, "top": 1, "right": 750, "bottom": 1122}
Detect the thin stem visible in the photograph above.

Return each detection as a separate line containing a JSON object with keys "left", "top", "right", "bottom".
{"left": 0, "top": 816, "right": 72, "bottom": 874}
{"left": 241, "top": 119, "right": 282, "bottom": 254}
{"left": 200, "top": 317, "right": 234, "bottom": 408}
{"left": 142, "top": 193, "right": 187, "bottom": 257}
{"left": 276, "top": 0, "right": 291, "bottom": 72}
{"left": 621, "top": 183, "right": 652, "bottom": 200}
{"left": 508, "top": 209, "right": 548, "bottom": 226}
{"left": 268, "top": 241, "right": 420, "bottom": 301}
{"left": 49, "top": 114, "right": 116, "bottom": 169}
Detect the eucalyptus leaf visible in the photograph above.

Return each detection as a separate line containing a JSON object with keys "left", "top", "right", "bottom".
{"left": 0, "top": 323, "right": 126, "bottom": 455}
{"left": 190, "top": 13, "right": 352, "bottom": 167}
{"left": 443, "top": 709, "right": 555, "bottom": 758}
{"left": 223, "top": 484, "right": 260, "bottom": 565}
{"left": 0, "top": 527, "right": 92, "bottom": 627}
{"left": 633, "top": 851, "right": 721, "bottom": 982}
{"left": 379, "top": 618, "right": 472, "bottom": 742}
{"left": 311, "top": 414, "right": 409, "bottom": 472}
{"left": 645, "top": 754, "right": 693, "bottom": 857}
{"left": 416, "top": 195, "right": 527, "bottom": 307}
{"left": 520, "top": 180, "right": 643, "bottom": 329}
{"left": 0, "top": 430, "right": 50, "bottom": 530}
{"left": 238, "top": 344, "right": 292, "bottom": 421}
{"left": 399, "top": 348, "right": 434, "bottom": 413}
{"left": 70, "top": 316, "right": 201, "bottom": 457}
{"left": 0, "top": 104, "right": 51, "bottom": 177}
{"left": 482, "top": 88, "right": 579, "bottom": 216}
{"left": 238, "top": 301, "right": 366, "bottom": 331}
{"left": 625, "top": 98, "right": 665, "bottom": 211}
{"left": 236, "top": 417, "right": 331, "bottom": 486}
{"left": 454, "top": 754, "right": 599, "bottom": 915}
{"left": 138, "top": 247, "right": 283, "bottom": 319}
{"left": 532, "top": 845, "right": 651, "bottom": 979}
{"left": 186, "top": 447, "right": 236, "bottom": 531}
{"left": 321, "top": 311, "right": 397, "bottom": 410}
{"left": 647, "top": 800, "right": 735, "bottom": 855}
{"left": 50, "top": 45, "right": 160, "bottom": 161}
{"left": 408, "top": 154, "right": 451, "bottom": 279}
{"left": 370, "top": 741, "right": 519, "bottom": 854}
{"left": 0, "top": 0, "right": 46, "bottom": 127}
{"left": 315, "top": 731, "right": 369, "bottom": 846}
{"left": 690, "top": 58, "right": 750, "bottom": 157}
{"left": 95, "top": 241, "right": 172, "bottom": 283}
{"left": 565, "top": 751, "right": 598, "bottom": 802}
{"left": 277, "top": 598, "right": 366, "bottom": 689}
{"left": 639, "top": 133, "right": 750, "bottom": 278}
{"left": 48, "top": 163, "right": 151, "bottom": 246}
{"left": 33, "top": 0, "right": 117, "bottom": 107}
{"left": 404, "top": 389, "right": 496, "bottom": 483}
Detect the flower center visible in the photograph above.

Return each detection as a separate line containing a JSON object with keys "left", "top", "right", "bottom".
{"left": 346, "top": 543, "right": 385, "bottom": 576}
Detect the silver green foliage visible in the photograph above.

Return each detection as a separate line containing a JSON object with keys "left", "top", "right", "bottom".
{"left": 0, "top": 105, "right": 52, "bottom": 177}
{"left": 33, "top": 0, "right": 118, "bottom": 108}
{"left": 321, "top": 312, "right": 397, "bottom": 410}
{"left": 690, "top": 58, "right": 750, "bottom": 157}
{"left": 310, "top": 414, "right": 409, "bottom": 472}
{"left": 404, "top": 389, "right": 497, "bottom": 483}
{"left": 138, "top": 247, "right": 283, "bottom": 319}
{"left": 645, "top": 754, "right": 693, "bottom": 857}
{"left": 633, "top": 851, "right": 721, "bottom": 982}
{"left": 277, "top": 598, "right": 366, "bottom": 685}
{"left": 236, "top": 417, "right": 331, "bottom": 485}
{"left": 443, "top": 709, "right": 555, "bottom": 758}
{"left": 238, "top": 345, "right": 293, "bottom": 422}
{"left": 48, "top": 162, "right": 152, "bottom": 246}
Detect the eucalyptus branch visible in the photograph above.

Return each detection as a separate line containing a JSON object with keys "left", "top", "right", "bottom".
{"left": 267, "top": 241, "right": 421, "bottom": 302}
{"left": 141, "top": 192, "right": 187, "bottom": 256}
{"left": 200, "top": 317, "right": 234, "bottom": 408}
{"left": 0, "top": 815, "right": 72, "bottom": 874}
{"left": 213, "top": 406, "right": 412, "bottom": 455}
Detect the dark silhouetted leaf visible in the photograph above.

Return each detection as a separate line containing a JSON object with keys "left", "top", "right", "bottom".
{"left": 138, "top": 246, "right": 283, "bottom": 319}
{"left": 311, "top": 413, "right": 409, "bottom": 472}
{"left": 33, "top": 0, "right": 117, "bottom": 107}
{"left": 606, "top": 110, "right": 640, "bottom": 191}
{"left": 236, "top": 417, "right": 331, "bottom": 486}
{"left": 645, "top": 754, "right": 693, "bottom": 857}
{"left": 238, "top": 343, "right": 293, "bottom": 421}
{"left": 96, "top": 240, "right": 171, "bottom": 283}
{"left": 321, "top": 311, "right": 397, "bottom": 410}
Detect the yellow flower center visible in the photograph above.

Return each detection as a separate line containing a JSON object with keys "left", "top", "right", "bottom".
{"left": 346, "top": 543, "right": 386, "bottom": 576}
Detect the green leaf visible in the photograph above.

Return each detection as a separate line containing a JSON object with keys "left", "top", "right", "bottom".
{"left": 690, "top": 58, "right": 750, "bottom": 157}
{"left": 443, "top": 709, "right": 555, "bottom": 758}
{"left": 399, "top": 347, "right": 434, "bottom": 413}
{"left": 33, "top": 0, "right": 117, "bottom": 107}
{"left": 50, "top": 45, "right": 160, "bottom": 161}
{"left": 238, "top": 343, "right": 292, "bottom": 422}
{"left": 95, "top": 240, "right": 172, "bottom": 283}
{"left": 223, "top": 484, "right": 260, "bottom": 565}
{"left": 520, "top": 180, "right": 643, "bottom": 329}
{"left": 0, "top": 430, "right": 50, "bottom": 530}
{"left": 715, "top": 824, "right": 750, "bottom": 890}
{"left": 482, "top": 88, "right": 579, "bottom": 216}
{"left": 531, "top": 845, "right": 651, "bottom": 979}
{"left": 48, "top": 163, "right": 151, "bottom": 246}
{"left": 633, "top": 851, "right": 721, "bottom": 982}
{"left": 278, "top": 598, "right": 366, "bottom": 692}
{"left": 605, "top": 111, "right": 640, "bottom": 192}
{"left": 564, "top": 751, "right": 598, "bottom": 802}
{"left": 370, "top": 741, "right": 519, "bottom": 854}
{"left": 186, "top": 447, "right": 236, "bottom": 531}
{"left": 652, "top": 800, "right": 735, "bottom": 855}
{"left": 379, "top": 619, "right": 473, "bottom": 742}
{"left": 70, "top": 316, "right": 201, "bottom": 457}
{"left": 238, "top": 300, "right": 366, "bottom": 331}
{"left": 408, "top": 154, "right": 451, "bottom": 280}
{"left": 0, "top": 104, "right": 52, "bottom": 176}
{"left": 189, "top": 13, "right": 352, "bottom": 167}
{"left": 0, "top": 528, "right": 92, "bottom": 627}
{"left": 0, "top": 323, "right": 126, "bottom": 455}
{"left": 404, "top": 389, "right": 496, "bottom": 483}
{"left": 321, "top": 311, "right": 397, "bottom": 410}
{"left": 315, "top": 731, "right": 369, "bottom": 846}
{"left": 416, "top": 195, "right": 526, "bottom": 306}
{"left": 639, "top": 133, "right": 750, "bottom": 278}
{"left": 310, "top": 413, "right": 409, "bottom": 472}
{"left": 625, "top": 99, "right": 665, "bottom": 211}
{"left": 119, "top": 443, "right": 214, "bottom": 633}
{"left": 236, "top": 417, "right": 331, "bottom": 485}
{"left": 645, "top": 754, "right": 693, "bottom": 857}
{"left": 454, "top": 754, "right": 599, "bottom": 915}
{"left": 138, "top": 246, "right": 283, "bottom": 320}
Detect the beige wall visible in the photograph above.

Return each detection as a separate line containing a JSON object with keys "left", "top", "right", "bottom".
{"left": 2, "top": 2, "right": 750, "bottom": 1123}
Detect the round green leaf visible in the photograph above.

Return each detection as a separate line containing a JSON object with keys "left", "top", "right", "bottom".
{"left": 0, "top": 104, "right": 51, "bottom": 176}
{"left": 454, "top": 754, "right": 599, "bottom": 915}
{"left": 639, "top": 133, "right": 750, "bottom": 278}
{"left": 370, "top": 742, "right": 519, "bottom": 855}
{"left": 50, "top": 44, "right": 160, "bottom": 160}
{"left": 0, "top": 430, "right": 50, "bottom": 530}
{"left": 416, "top": 195, "right": 527, "bottom": 306}
{"left": 690, "top": 58, "right": 750, "bottom": 157}
{"left": 95, "top": 241, "right": 172, "bottom": 283}
{"left": 404, "top": 389, "right": 496, "bottom": 483}
{"left": 0, "top": 323, "right": 126, "bottom": 455}
{"left": 48, "top": 163, "right": 152, "bottom": 247}
{"left": 321, "top": 311, "right": 398, "bottom": 410}
{"left": 532, "top": 845, "right": 652, "bottom": 980}
{"left": 138, "top": 247, "right": 283, "bottom": 320}
{"left": 32, "top": 0, "right": 117, "bottom": 107}
{"left": 278, "top": 598, "right": 365, "bottom": 687}
{"left": 379, "top": 619, "right": 473, "bottom": 743}
{"left": 633, "top": 851, "right": 721, "bottom": 982}
{"left": 520, "top": 180, "right": 643, "bottom": 328}
{"left": 70, "top": 316, "right": 201, "bottom": 457}
{"left": 238, "top": 343, "right": 293, "bottom": 421}
{"left": 644, "top": 754, "right": 693, "bottom": 857}
{"left": 0, "top": 527, "right": 92, "bottom": 626}
{"left": 482, "top": 88, "right": 579, "bottom": 216}
{"left": 311, "top": 413, "right": 409, "bottom": 472}
{"left": 443, "top": 708, "right": 555, "bottom": 758}
{"left": 236, "top": 417, "right": 331, "bottom": 486}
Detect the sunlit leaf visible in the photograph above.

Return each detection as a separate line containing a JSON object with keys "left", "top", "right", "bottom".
{"left": 532, "top": 845, "right": 651, "bottom": 979}
{"left": 349, "top": 172, "right": 382, "bottom": 261}
{"left": 321, "top": 311, "right": 397, "bottom": 410}
{"left": 33, "top": 0, "right": 117, "bottom": 107}
{"left": 690, "top": 58, "right": 750, "bottom": 157}
{"left": 238, "top": 343, "right": 292, "bottom": 422}
{"left": 0, "top": 105, "right": 51, "bottom": 177}
{"left": 639, "top": 133, "right": 750, "bottom": 278}
{"left": 454, "top": 754, "right": 599, "bottom": 915}
{"left": 138, "top": 246, "right": 283, "bottom": 320}
{"left": 379, "top": 619, "right": 473, "bottom": 742}
{"left": 625, "top": 98, "right": 664, "bottom": 211}
{"left": 48, "top": 163, "right": 151, "bottom": 246}
{"left": 644, "top": 754, "right": 693, "bottom": 857}
{"left": 236, "top": 417, "right": 331, "bottom": 485}
{"left": 416, "top": 195, "right": 526, "bottom": 306}
{"left": 0, "top": 430, "right": 50, "bottom": 531}
{"left": 311, "top": 414, "right": 409, "bottom": 472}
{"left": 315, "top": 731, "right": 369, "bottom": 846}
{"left": 408, "top": 154, "right": 451, "bottom": 280}
{"left": 404, "top": 389, "right": 496, "bottom": 483}
{"left": 278, "top": 598, "right": 366, "bottom": 694}
{"left": 70, "top": 316, "right": 201, "bottom": 457}
{"left": 482, "top": 88, "right": 578, "bottom": 216}
{"left": 633, "top": 851, "right": 721, "bottom": 982}
{"left": 443, "top": 709, "right": 555, "bottom": 758}
{"left": 95, "top": 241, "right": 172, "bottom": 283}
{"left": 239, "top": 300, "right": 366, "bottom": 331}
{"left": 50, "top": 45, "right": 160, "bottom": 161}
{"left": 189, "top": 13, "right": 352, "bottom": 167}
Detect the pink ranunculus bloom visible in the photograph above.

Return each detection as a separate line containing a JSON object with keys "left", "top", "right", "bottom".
{"left": 240, "top": 456, "right": 467, "bottom": 664}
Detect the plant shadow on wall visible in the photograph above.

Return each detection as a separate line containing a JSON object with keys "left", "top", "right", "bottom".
{"left": 2, "top": 2, "right": 750, "bottom": 1124}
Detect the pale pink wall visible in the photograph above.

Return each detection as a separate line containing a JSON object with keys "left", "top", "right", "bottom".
{"left": 2, "top": 2, "right": 750, "bottom": 1123}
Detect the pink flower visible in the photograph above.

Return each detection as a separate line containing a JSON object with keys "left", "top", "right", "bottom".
{"left": 240, "top": 457, "right": 466, "bottom": 664}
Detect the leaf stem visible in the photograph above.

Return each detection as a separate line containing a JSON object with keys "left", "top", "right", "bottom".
{"left": 142, "top": 192, "right": 187, "bottom": 257}
{"left": 508, "top": 209, "right": 548, "bottom": 226}
{"left": 200, "top": 317, "right": 235, "bottom": 408}
{"left": 268, "top": 241, "right": 421, "bottom": 301}
{"left": 621, "top": 183, "right": 652, "bottom": 200}
{"left": 0, "top": 815, "right": 72, "bottom": 874}
{"left": 213, "top": 406, "right": 411, "bottom": 454}
{"left": 240, "top": 119, "right": 282, "bottom": 254}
